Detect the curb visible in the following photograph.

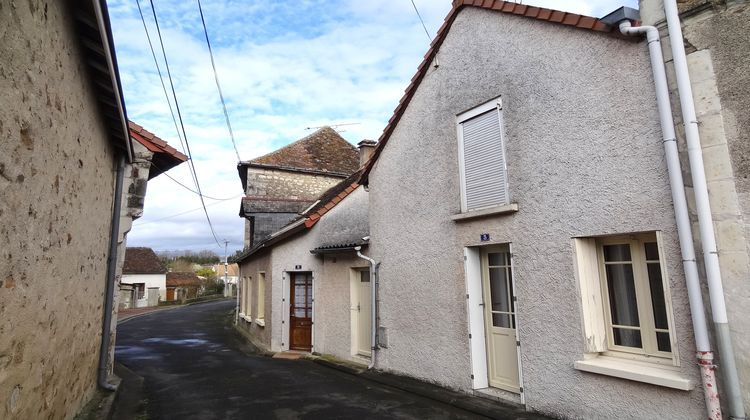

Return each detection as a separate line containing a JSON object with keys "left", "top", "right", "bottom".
{"left": 311, "top": 358, "right": 551, "bottom": 420}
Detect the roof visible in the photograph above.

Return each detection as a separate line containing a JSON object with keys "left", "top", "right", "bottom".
{"left": 213, "top": 263, "right": 239, "bottom": 277}
{"left": 128, "top": 121, "right": 188, "bottom": 179}
{"left": 122, "top": 247, "right": 167, "bottom": 274}
{"left": 72, "top": 0, "right": 133, "bottom": 161}
{"left": 237, "top": 169, "right": 363, "bottom": 263}
{"left": 360, "top": 0, "right": 638, "bottom": 184}
{"left": 310, "top": 242, "right": 368, "bottom": 255}
{"left": 166, "top": 272, "right": 202, "bottom": 287}
{"left": 238, "top": 127, "right": 359, "bottom": 191}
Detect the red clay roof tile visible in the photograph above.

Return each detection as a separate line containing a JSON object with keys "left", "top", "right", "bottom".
{"left": 128, "top": 121, "right": 188, "bottom": 179}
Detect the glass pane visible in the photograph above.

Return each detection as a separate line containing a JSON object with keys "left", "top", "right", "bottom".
{"left": 603, "top": 244, "right": 631, "bottom": 262}
{"left": 488, "top": 252, "right": 505, "bottom": 266}
{"left": 492, "top": 313, "right": 511, "bottom": 328}
{"left": 613, "top": 328, "right": 643, "bottom": 348}
{"left": 294, "top": 308, "right": 305, "bottom": 317}
{"left": 360, "top": 271, "right": 370, "bottom": 283}
{"left": 644, "top": 242, "right": 660, "bottom": 261}
{"left": 489, "top": 267, "right": 509, "bottom": 313}
{"left": 656, "top": 332, "right": 672, "bottom": 352}
{"left": 606, "top": 264, "right": 640, "bottom": 327}
{"left": 647, "top": 263, "right": 669, "bottom": 330}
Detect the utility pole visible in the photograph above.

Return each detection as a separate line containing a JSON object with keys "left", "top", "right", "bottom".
{"left": 223, "top": 240, "right": 229, "bottom": 296}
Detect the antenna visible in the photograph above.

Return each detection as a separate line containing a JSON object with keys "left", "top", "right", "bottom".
{"left": 305, "top": 122, "right": 361, "bottom": 132}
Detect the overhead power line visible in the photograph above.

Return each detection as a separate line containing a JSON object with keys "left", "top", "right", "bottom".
{"left": 135, "top": 0, "right": 187, "bottom": 158}
{"left": 409, "top": 0, "right": 439, "bottom": 67}
{"left": 133, "top": 194, "right": 241, "bottom": 226}
{"left": 197, "top": 0, "right": 242, "bottom": 163}
{"left": 146, "top": 161, "right": 235, "bottom": 201}
{"left": 148, "top": 0, "right": 223, "bottom": 248}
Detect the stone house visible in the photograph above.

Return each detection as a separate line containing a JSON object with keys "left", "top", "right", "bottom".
{"left": 638, "top": 0, "right": 750, "bottom": 414}
{"left": 237, "top": 127, "right": 360, "bottom": 249}
{"left": 2, "top": 1, "right": 130, "bottom": 418}
{"left": 212, "top": 263, "right": 239, "bottom": 296}
{"left": 121, "top": 247, "right": 169, "bottom": 308}
{"left": 236, "top": 150, "right": 373, "bottom": 364}
{"left": 167, "top": 272, "right": 203, "bottom": 302}
{"left": 355, "top": 1, "right": 747, "bottom": 419}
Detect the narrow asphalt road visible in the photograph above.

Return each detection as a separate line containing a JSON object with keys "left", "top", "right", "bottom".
{"left": 115, "top": 300, "right": 487, "bottom": 419}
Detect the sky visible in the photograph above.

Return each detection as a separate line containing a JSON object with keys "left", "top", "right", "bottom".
{"left": 108, "top": 0, "right": 638, "bottom": 255}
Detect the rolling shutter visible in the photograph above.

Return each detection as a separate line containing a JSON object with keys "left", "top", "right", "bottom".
{"left": 460, "top": 108, "right": 507, "bottom": 211}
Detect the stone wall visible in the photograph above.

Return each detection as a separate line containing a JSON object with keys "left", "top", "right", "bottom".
{"left": 242, "top": 166, "right": 345, "bottom": 247}
{"left": 640, "top": 0, "right": 750, "bottom": 409}
{"left": 0, "top": 1, "right": 119, "bottom": 418}
{"left": 245, "top": 166, "right": 344, "bottom": 201}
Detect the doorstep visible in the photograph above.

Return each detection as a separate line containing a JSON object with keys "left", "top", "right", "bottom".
{"left": 312, "top": 357, "right": 552, "bottom": 420}
{"left": 272, "top": 351, "right": 308, "bottom": 360}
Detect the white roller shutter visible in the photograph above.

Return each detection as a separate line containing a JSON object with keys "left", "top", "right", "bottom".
{"left": 459, "top": 107, "right": 507, "bottom": 211}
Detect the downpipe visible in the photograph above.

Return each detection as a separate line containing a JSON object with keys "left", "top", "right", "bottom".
{"left": 662, "top": 1, "right": 746, "bottom": 418}
{"left": 98, "top": 155, "right": 126, "bottom": 392}
{"left": 619, "top": 20, "right": 720, "bottom": 419}
{"left": 355, "top": 246, "right": 379, "bottom": 370}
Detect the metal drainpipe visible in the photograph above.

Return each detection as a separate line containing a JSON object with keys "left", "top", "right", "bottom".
{"left": 355, "top": 246, "right": 378, "bottom": 370}
{"left": 661, "top": 2, "right": 746, "bottom": 418}
{"left": 619, "top": 20, "right": 721, "bottom": 419}
{"left": 98, "top": 155, "right": 126, "bottom": 392}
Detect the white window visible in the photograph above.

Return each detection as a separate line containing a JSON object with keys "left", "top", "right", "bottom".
{"left": 574, "top": 232, "right": 678, "bottom": 364}
{"left": 256, "top": 272, "right": 265, "bottom": 321}
{"left": 241, "top": 276, "right": 252, "bottom": 320}
{"left": 456, "top": 96, "right": 508, "bottom": 213}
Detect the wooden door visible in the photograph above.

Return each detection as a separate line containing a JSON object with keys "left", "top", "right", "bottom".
{"left": 357, "top": 270, "right": 372, "bottom": 356}
{"left": 166, "top": 288, "right": 175, "bottom": 301}
{"left": 289, "top": 272, "right": 313, "bottom": 351}
{"left": 481, "top": 247, "right": 520, "bottom": 392}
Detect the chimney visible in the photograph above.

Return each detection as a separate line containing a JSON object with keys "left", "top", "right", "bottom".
{"left": 357, "top": 140, "right": 377, "bottom": 166}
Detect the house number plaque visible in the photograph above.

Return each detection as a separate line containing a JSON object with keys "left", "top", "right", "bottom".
{"left": 480, "top": 233, "right": 490, "bottom": 242}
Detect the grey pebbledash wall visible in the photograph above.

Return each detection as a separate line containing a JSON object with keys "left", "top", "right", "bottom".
{"left": 368, "top": 7, "right": 705, "bottom": 419}
{"left": 0, "top": 1, "right": 119, "bottom": 418}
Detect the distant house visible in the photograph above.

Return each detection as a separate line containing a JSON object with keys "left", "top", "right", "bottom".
{"left": 237, "top": 127, "right": 360, "bottom": 249}
{"left": 212, "top": 263, "right": 239, "bottom": 296}
{"left": 236, "top": 141, "right": 373, "bottom": 363}
{"left": 167, "top": 272, "right": 203, "bottom": 301}
{"left": 121, "top": 247, "right": 168, "bottom": 308}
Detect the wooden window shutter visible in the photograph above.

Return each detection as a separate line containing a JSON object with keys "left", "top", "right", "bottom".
{"left": 460, "top": 108, "right": 508, "bottom": 211}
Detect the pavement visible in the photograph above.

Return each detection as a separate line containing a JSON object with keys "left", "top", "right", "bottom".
{"left": 113, "top": 300, "right": 552, "bottom": 420}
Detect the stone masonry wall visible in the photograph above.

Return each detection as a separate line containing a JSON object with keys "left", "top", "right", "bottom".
{"left": 0, "top": 1, "right": 119, "bottom": 419}
{"left": 245, "top": 167, "right": 344, "bottom": 201}
{"left": 641, "top": 0, "right": 750, "bottom": 409}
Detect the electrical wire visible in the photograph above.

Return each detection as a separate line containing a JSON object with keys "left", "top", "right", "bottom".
{"left": 148, "top": 0, "right": 223, "bottom": 248}
{"left": 147, "top": 160, "right": 236, "bottom": 200}
{"left": 410, "top": 0, "right": 433, "bottom": 42}
{"left": 133, "top": 194, "right": 241, "bottom": 226}
{"left": 197, "top": 0, "right": 242, "bottom": 163}
{"left": 135, "top": 0, "right": 187, "bottom": 157}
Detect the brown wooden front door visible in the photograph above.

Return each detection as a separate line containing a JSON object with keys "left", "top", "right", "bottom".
{"left": 166, "top": 288, "right": 175, "bottom": 301}
{"left": 289, "top": 272, "right": 313, "bottom": 351}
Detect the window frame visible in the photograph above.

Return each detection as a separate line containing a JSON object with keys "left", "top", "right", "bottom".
{"left": 256, "top": 272, "right": 265, "bottom": 321}
{"left": 596, "top": 233, "right": 678, "bottom": 365}
{"left": 456, "top": 96, "right": 509, "bottom": 213}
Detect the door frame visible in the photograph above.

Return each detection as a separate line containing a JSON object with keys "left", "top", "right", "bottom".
{"left": 281, "top": 270, "right": 315, "bottom": 352}
{"left": 350, "top": 267, "right": 372, "bottom": 358}
{"left": 464, "top": 243, "right": 525, "bottom": 404}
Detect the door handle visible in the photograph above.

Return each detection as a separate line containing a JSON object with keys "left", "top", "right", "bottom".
{"left": 357, "top": 303, "right": 361, "bottom": 312}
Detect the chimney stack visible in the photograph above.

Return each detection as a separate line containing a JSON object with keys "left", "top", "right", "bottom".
{"left": 357, "top": 140, "right": 377, "bottom": 166}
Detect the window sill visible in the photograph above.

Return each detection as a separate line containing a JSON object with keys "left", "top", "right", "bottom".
{"left": 255, "top": 318, "right": 265, "bottom": 327}
{"left": 574, "top": 355, "right": 693, "bottom": 391}
{"left": 451, "top": 203, "right": 518, "bottom": 222}
{"left": 240, "top": 314, "right": 252, "bottom": 323}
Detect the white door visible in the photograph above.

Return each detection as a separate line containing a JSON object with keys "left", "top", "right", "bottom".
{"left": 357, "top": 270, "right": 372, "bottom": 356}
{"left": 481, "top": 246, "right": 520, "bottom": 392}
